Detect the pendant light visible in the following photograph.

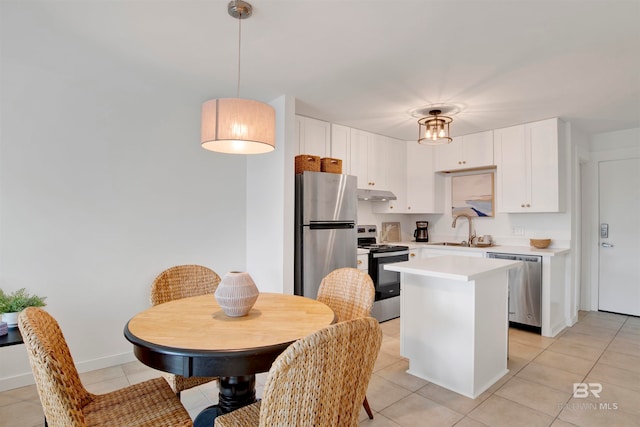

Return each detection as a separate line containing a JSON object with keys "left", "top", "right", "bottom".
{"left": 201, "top": 1, "right": 275, "bottom": 154}
{"left": 417, "top": 109, "right": 453, "bottom": 145}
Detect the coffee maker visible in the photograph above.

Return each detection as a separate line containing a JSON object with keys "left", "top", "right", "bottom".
{"left": 414, "top": 221, "right": 429, "bottom": 242}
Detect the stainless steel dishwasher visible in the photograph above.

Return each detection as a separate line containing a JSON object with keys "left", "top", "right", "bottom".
{"left": 486, "top": 252, "right": 543, "bottom": 333}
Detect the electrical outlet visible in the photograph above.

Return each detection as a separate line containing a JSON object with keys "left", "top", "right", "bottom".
{"left": 513, "top": 227, "right": 525, "bottom": 236}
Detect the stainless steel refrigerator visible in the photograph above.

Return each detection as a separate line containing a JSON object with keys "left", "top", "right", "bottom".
{"left": 295, "top": 171, "right": 357, "bottom": 299}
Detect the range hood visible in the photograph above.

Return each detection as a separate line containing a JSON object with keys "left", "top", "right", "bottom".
{"left": 357, "top": 188, "right": 397, "bottom": 202}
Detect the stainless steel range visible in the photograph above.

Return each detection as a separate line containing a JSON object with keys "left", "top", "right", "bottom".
{"left": 357, "top": 225, "right": 409, "bottom": 322}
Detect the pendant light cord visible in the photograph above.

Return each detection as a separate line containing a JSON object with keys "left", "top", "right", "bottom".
{"left": 237, "top": 10, "right": 242, "bottom": 98}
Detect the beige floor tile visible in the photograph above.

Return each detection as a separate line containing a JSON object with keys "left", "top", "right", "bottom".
{"left": 509, "top": 328, "right": 556, "bottom": 349}
{"left": 83, "top": 376, "right": 131, "bottom": 394}
{"left": 506, "top": 355, "right": 529, "bottom": 375}
{"left": 179, "top": 387, "right": 211, "bottom": 411}
{"left": 598, "top": 349, "right": 640, "bottom": 374}
{"left": 615, "top": 330, "right": 640, "bottom": 343}
{"left": 373, "top": 349, "right": 404, "bottom": 372}
{"left": 550, "top": 419, "right": 579, "bottom": 427}
{"left": 515, "top": 362, "right": 585, "bottom": 394}
{"left": 0, "top": 400, "right": 44, "bottom": 427}
{"left": 582, "top": 311, "right": 627, "bottom": 323}
{"left": 607, "top": 336, "right": 640, "bottom": 357}
{"left": 620, "top": 322, "right": 640, "bottom": 336}
{"left": 125, "top": 369, "right": 162, "bottom": 385}
{"left": 577, "top": 316, "right": 625, "bottom": 330}
{"left": 468, "top": 395, "right": 554, "bottom": 427}
{"left": 375, "top": 359, "right": 429, "bottom": 392}
{"left": 416, "top": 382, "right": 489, "bottom": 415}
{"left": 558, "top": 330, "right": 612, "bottom": 350}
{"left": 366, "top": 375, "right": 413, "bottom": 412}
{"left": 566, "top": 323, "right": 619, "bottom": 339}
{"left": 586, "top": 363, "right": 640, "bottom": 392}
{"left": 359, "top": 412, "right": 401, "bottom": 426}
{"left": 380, "top": 393, "right": 463, "bottom": 427}
{"left": 379, "top": 318, "right": 400, "bottom": 338}
{"left": 120, "top": 360, "right": 156, "bottom": 376}
{"left": 380, "top": 335, "right": 401, "bottom": 356}
{"left": 546, "top": 339, "right": 605, "bottom": 362}
{"left": 495, "top": 376, "right": 571, "bottom": 417}
{"left": 453, "top": 417, "right": 489, "bottom": 427}
{"left": 568, "top": 381, "right": 640, "bottom": 416}
{"left": 532, "top": 349, "right": 596, "bottom": 376}
{"left": 78, "top": 365, "right": 125, "bottom": 385}
{"left": 508, "top": 340, "right": 544, "bottom": 361}
{"left": 0, "top": 385, "right": 39, "bottom": 405}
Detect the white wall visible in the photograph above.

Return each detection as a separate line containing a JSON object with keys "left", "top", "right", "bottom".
{"left": 246, "top": 95, "right": 296, "bottom": 294}
{"left": 1, "top": 28, "right": 249, "bottom": 391}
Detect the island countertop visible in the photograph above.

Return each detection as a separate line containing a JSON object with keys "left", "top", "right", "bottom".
{"left": 384, "top": 255, "right": 522, "bottom": 281}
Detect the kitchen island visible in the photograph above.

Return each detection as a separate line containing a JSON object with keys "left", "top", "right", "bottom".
{"left": 385, "top": 255, "right": 521, "bottom": 398}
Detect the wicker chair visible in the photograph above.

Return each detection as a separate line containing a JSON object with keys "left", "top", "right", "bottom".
{"left": 18, "top": 307, "right": 192, "bottom": 427}
{"left": 316, "top": 267, "right": 376, "bottom": 419}
{"left": 151, "top": 264, "right": 221, "bottom": 395}
{"left": 215, "top": 317, "right": 382, "bottom": 427}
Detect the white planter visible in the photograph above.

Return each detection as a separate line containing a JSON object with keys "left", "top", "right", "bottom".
{"left": 215, "top": 271, "right": 259, "bottom": 317}
{"left": 1, "top": 312, "right": 19, "bottom": 327}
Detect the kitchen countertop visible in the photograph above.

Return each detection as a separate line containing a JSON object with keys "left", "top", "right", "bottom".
{"left": 385, "top": 255, "right": 521, "bottom": 281}
{"left": 399, "top": 241, "right": 569, "bottom": 257}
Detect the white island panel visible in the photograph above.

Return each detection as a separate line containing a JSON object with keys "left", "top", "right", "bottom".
{"left": 386, "top": 256, "right": 520, "bottom": 398}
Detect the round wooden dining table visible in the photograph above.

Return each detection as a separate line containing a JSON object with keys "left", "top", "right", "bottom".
{"left": 124, "top": 292, "right": 335, "bottom": 426}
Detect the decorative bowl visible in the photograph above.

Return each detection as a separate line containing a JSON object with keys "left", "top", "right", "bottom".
{"left": 530, "top": 238, "right": 551, "bottom": 249}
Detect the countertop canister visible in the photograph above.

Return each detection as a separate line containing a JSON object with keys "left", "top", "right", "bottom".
{"left": 215, "top": 271, "right": 259, "bottom": 317}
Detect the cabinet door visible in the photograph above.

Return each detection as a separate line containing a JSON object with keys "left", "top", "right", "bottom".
{"left": 434, "top": 140, "right": 461, "bottom": 171}
{"left": 368, "top": 134, "right": 389, "bottom": 189}
{"left": 297, "top": 116, "right": 330, "bottom": 157}
{"left": 406, "top": 142, "right": 444, "bottom": 213}
{"left": 373, "top": 138, "right": 406, "bottom": 213}
{"left": 463, "top": 130, "right": 494, "bottom": 169}
{"left": 495, "top": 124, "right": 528, "bottom": 212}
{"left": 331, "top": 124, "right": 351, "bottom": 174}
{"left": 527, "top": 119, "right": 561, "bottom": 212}
{"left": 349, "top": 128, "right": 371, "bottom": 189}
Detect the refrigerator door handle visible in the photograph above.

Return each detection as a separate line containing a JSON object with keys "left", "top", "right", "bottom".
{"left": 309, "top": 222, "right": 355, "bottom": 230}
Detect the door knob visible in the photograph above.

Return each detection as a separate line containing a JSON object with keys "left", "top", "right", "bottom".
{"left": 601, "top": 242, "right": 614, "bottom": 248}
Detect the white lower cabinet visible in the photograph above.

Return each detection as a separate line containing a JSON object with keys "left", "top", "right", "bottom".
{"left": 357, "top": 254, "right": 368, "bottom": 272}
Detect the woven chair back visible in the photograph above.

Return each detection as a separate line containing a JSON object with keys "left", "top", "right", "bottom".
{"left": 317, "top": 267, "right": 375, "bottom": 322}
{"left": 19, "top": 307, "right": 93, "bottom": 426}
{"left": 151, "top": 264, "right": 221, "bottom": 306}
{"left": 259, "top": 317, "right": 382, "bottom": 426}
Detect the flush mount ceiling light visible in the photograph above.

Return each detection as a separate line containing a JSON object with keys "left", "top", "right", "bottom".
{"left": 417, "top": 109, "right": 453, "bottom": 145}
{"left": 201, "top": 0, "right": 275, "bottom": 154}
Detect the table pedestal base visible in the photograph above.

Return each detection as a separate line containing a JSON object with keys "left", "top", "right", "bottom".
{"left": 193, "top": 375, "right": 257, "bottom": 427}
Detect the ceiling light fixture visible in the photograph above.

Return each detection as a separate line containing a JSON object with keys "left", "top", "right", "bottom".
{"left": 201, "top": 0, "right": 275, "bottom": 154}
{"left": 417, "top": 110, "right": 453, "bottom": 145}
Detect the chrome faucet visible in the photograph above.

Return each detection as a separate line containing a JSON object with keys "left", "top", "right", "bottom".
{"left": 452, "top": 214, "right": 476, "bottom": 247}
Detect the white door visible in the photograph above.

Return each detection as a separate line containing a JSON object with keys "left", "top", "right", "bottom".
{"left": 598, "top": 158, "right": 640, "bottom": 315}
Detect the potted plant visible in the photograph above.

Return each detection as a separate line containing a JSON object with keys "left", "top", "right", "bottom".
{"left": 0, "top": 288, "right": 47, "bottom": 327}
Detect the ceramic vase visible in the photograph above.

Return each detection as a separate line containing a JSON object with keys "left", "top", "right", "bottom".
{"left": 215, "top": 271, "right": 259, "bottom": 317}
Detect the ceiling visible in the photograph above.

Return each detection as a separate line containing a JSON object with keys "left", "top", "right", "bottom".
{"left": 2, "top": 0, "right": 639, "bottom": 140}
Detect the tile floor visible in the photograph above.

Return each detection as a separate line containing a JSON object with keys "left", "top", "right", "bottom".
{"left": 1, "top": 310, "right": 639, "bottom": 427}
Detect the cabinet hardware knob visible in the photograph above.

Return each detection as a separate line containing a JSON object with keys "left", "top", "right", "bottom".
{"left": 357, "top": 260, "right": 362, "bottom": 265}
{"left": 526, "top": 204, "right": 531, "bottom": 207}
{"left": 463, "top": 161, "right": 466, "bottom": 164}
{"left": 410, "top": 253, "right": 416, "bottom": 257}
{"left": 521, "top": 204, "right": 525, "bottom": 207}
{"left": 408, "top": 206, "right": 411, "bottom": 210}
{"left": 390, "top": 206, "right": 393, "bottom": 209}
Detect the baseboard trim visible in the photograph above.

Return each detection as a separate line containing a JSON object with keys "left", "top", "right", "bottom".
{"left": 0, "top": 351, "right": 136, "bottom": 392}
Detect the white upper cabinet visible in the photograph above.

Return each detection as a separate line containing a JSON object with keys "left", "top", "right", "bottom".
{"left": 295, "top": 115, "right": 330, "bottom": 157}
{"left": 349, "top": 129, "right": 389, "bottom": 190}
{"left": 330, "top": 124, "right": 351, "bottom": 172}
{"left": 435, "top": 130, "right": 494, "bottom": 172}
{"left": 372, "top": 138, "right": 407, "bottom": 213}
{"left": 494, "top": 118, "right": 564, "bottom": 213}
{"left": 405, "top": 141, "right": 444, "bottom": 214}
